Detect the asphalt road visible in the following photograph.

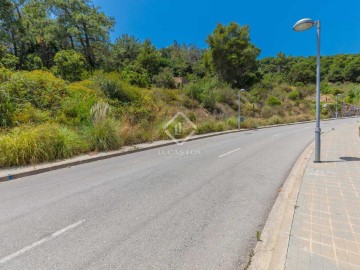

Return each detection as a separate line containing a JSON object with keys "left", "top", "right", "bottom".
{"left": 0, "top": 118, "right": 358, "bottom": 270}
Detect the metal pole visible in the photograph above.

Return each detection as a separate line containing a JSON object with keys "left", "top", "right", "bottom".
{"left": 238, "top": 90, "right": 241, "bottom": 130}
{"left": 314, "top": 20, "right": 321, "bottom": 163}
{"left": 336, "top": 95, "right": 338, "bottom": 119}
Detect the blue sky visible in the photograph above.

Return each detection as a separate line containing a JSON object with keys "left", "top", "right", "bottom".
{"left": 94, "top": 0, "right": 360, "bottom": 58}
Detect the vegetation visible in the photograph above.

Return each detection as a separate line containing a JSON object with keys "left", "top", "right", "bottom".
{"left": 1, "top": 0, "right": 360, "bottom": 168}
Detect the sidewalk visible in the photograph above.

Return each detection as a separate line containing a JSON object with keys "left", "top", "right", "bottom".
{"left": 286, "top": 123, "right": 360, "bottom": 269}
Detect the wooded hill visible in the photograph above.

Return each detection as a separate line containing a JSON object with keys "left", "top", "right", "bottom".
{"left": 0, "top": 0, "right": 359, "bottom": 168}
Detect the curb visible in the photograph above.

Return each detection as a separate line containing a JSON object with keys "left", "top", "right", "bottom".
{"left": 0, "top": 129, "right": 241, "bottom": 183}
{"left": 0, "top": 117, "right": 357, "bottom": 183}
{"left": 248, "top": 141, "right": 314, "bottom": 270}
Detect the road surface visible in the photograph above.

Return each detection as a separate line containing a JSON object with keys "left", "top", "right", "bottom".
{"left": 0, "top": 118, "right": 357, "bottom": 270}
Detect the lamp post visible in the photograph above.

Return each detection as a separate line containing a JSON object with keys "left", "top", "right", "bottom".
{"left": 238, "top": 89, "right": 246, "bottom": 130}
{"left": 336, "top": 94, "right": 341, "bottom": 119}
{"left": 293, "top": 18, "right": 321, "bottom": 163}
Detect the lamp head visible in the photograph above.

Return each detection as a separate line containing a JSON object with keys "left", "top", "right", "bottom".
{"left": 293, "top": 18, "right": 316, "bottom": 32}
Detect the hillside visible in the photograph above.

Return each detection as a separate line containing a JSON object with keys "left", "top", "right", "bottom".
{"left": 1, "top": 0, "right": 360, "bottom": 168}
{"left": 1, "top": 66, "right": 359, "bottom": 168}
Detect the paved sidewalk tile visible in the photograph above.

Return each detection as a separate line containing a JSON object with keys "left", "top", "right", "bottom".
{"left": 286, "top": 122, "right": 360, "bottom": 270}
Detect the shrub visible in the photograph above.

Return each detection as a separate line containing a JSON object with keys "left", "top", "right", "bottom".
{"left": 288, "top": 90, "right": 300, "bottom": 101}
{"left": 261, "top": 106, "right": 273, "bottom": 118}
{"left": 59, "top": 82, "right": 98, "bottom": 125}
{"left": 94, "top": 73, "right": 142, "bottom": 103}
{"left": 13, "top": 103, "right": 50, "bottom": 124}
{"left": 267, "top": 115, "right": 283, "bottom": 125}
{"left": 25, "top": 54, "right": 43, "bottom": 71}
{"left": 242, "top": 118, "right": 262, "bottom": 129}
{"left": 184, "top": 77, "right": 222, "bottom": 111}
{"left": 124, "top": 106, "right": 156, "bottom": 125}
{"left": 196, "top": 120, "right": 224, "bottom": 134}
{"left": 87, "top": 101, "right": 122, "bottom": 151}
{"left": 267, "top": 96, "right": 281, "bottom": 106}
{"left": 121, "top": 64, "right": 151, "bottom": 88}
{"left": 0, "top": 89, "right": 14, "bottom": 127}
{"left": 226, "top": 117, "right": 238, "bottom": 129}
{"left": 0, "top": 46, "right": 19, "bottom": 70}
{"left": 153, "top": 67, "right": 176, "bottom": 89}
{"left": 87, "top": 119, "right": 121, "bottom": 151}
{"left": 0, "top": 66, "right": 13, "bottom": 82}
{"left": 53, "top": 50, "right": 86, "bottom": 82}
{"left": 1, "top": 70, "right": 67, "bottom": 111}
{"left": 0, "top": 124, "right": 87, "bottom": 167}
{"left": 217, "top": 87, "right": 236, "bottom": 106}
{"left": 201, "top": 88, "right": 218, "bottom": 111}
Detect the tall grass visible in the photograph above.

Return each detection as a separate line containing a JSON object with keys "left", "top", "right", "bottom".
{"left": 88, "top": 101, "right": 122, "bottom": 151}
{"left": 0, "top": 123, "right": 87, "bottom": 167}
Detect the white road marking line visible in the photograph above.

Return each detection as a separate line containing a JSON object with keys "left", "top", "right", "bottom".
{"left": 0, "top": 220, "right": 85, "bottom": 265}
{"left": 272, "top": 133, "right": 281, "bottom": 137}
{"left": 219, "top": 148, "right": 242, "bottom": 158}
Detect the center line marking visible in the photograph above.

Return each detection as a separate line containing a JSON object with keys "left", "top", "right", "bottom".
{"left": 272, "top": 133, "right": 281, "bottom": 137}
{"left": 0, "top": 220, "right": 85, "bottom": 265}
{"left": 219, "top": 148, "right": 242, "bottom": 158}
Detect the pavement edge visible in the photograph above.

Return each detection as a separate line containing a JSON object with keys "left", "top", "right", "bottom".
{"left": 1, "top": 117, "right": 354, "bottom": 183}
{"left": 248, "top": 141, "right": 314, "bottom": 270}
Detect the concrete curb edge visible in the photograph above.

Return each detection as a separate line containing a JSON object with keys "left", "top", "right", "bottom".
{"left": 0, "top": 116, "right": 357, "bottom": 183}
{"left": 248, "top": 141, "right": 314, "bottom": 270}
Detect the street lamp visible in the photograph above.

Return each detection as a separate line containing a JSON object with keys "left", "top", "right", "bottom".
{"left": 336, "top": 94, "right": 341, "bottom": 119}
{"left": 238, "top": 89, "right": 246, "bottom": 130}
{"left": 293, "top": 18, "right": 321, "bottom": 163}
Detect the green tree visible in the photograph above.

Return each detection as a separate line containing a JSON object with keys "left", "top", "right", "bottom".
{"left": 0, "top": 44, "right": 19, "bottom": 69}
{"left": 47, "top": 0, "right": 115, "bottom": 68}
{"left": 110, "top": 34, "right": 141, "bottom": 71}
{"left": 121, "top": 63, "right": 151, "bottom": 88}
{"left": 289, "top": 60, "right": 315, "bottom": 84}
{"left": 136, "top": 39, "right": 164, "bottom": 77}
{"left": 343, "top": 57, "right": 360, "bottom": 82}
{"left": 53, "top": 50, "right": 86, "bottom": 81}
{"left": 206, "top": 22, "right": 260, "bottom": 88}
{"left": 25, "top": 54, "right": 43, "bottom": 70}
{"left": 153, "top": 67, "right": 176, "bottom": 89}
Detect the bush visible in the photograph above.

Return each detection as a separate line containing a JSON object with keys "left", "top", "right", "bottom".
{"left": 201, "top": 88, "right": 218, "bottom": 110}
{"left": 267, "top": 115, "right": 283, "bottom": 125}
{"left": 0, "top": 124, "right": 87, "bottom": 167}
{"left": 0, "top": 66, "right": 12, "bottom": 82}
{"left": 0, "top": 70, "right": 67, "bottom": 111}
{"left": 13, "top": 103, "right": 50, "bottom": 124}
{"left": 121, "top": 64, "right": 151, "bottom": 88}
{"left": 94, "top": 73, "right": 142, "bottom": 103}
{"left": 217, "top": 87, "right": 236, "bottom": 106}
{"left": 0, "top": 46, "right": 19, "bottom": 70}
{"left": 87, "top": 119, "right": 121, "bottom": 151}
{"left": 25, "top": 54, "right": 43, "bottom": 71}
{"left": 124, "top": 105, "right": 156, "bottom": 125}
{"left": 153, "top": 67, "right": 176, "bottom": 89}
{"left": 267, "top": 96, "right": 281, "bottom": 106}
{"left": 196, "top": 120, "right": 224, "bottom": 134}
{"left": 0, "top": 89, "right": 14, "bottom": 127}
{"left": 184, "top": 77, "right": 221, "bottom": 110}
{"left": 288, "top": 90, "right": 300, "bottom": 101}
{"left": 59, "top": 83, "right": 98, "bottom": 126}
{"left": 226, "top": 117, "right": 238, "bottom": 129}
{"left": 88, "top": 101, "right": 122, "bottom": 151}
{"left": 53, "top": 50, "right": 86, "bottom": 82}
